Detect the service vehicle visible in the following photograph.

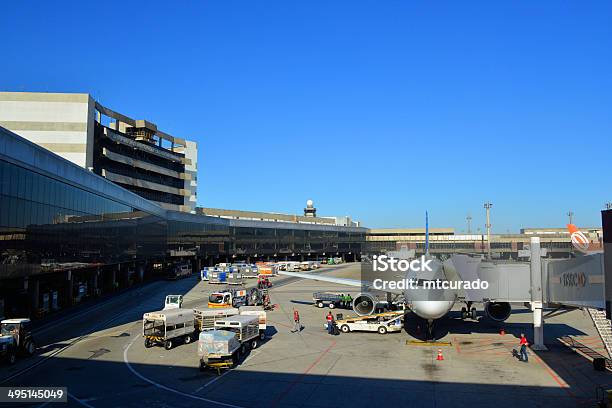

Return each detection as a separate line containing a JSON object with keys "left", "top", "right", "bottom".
{"left": 143, "top": 309, "right": 195, "bottom": 350}
{"left": 0, "top": 318, "right": 36, "bottom": 364}
{"left": 197, "top": 315, "right": 261, "bottom": 371}
{"left": 300, "top": 261, "right": 314, "bottom": 271}
{"left": 313, "top": 292, "right": 347, "bottom": 309}
{"left": 285, "top": 262, "right": 301, "bottom": 272}
{"left": 167, "top": 263, "right": 192, "bottom": 280}
{"left": 163, "top": 294, "right": 183, "bottom": 310}
{"left": 193, "top": 307, "right": 239, "bottom": 332}
{"left": 257, "top": 264, "right": 278, "bottom": 276}
{"left": 238, "top": 306, "right": 267, "bottom": 340}
{"left": 240, "top": 264, "right": 259, "bottom": 278}
{"left": 209, "top": 269, "right": 227, "bottom": 284}
{"left": 226, "top": 268, "right": 243, "bottom": 285}
{"left": 208, "top": 287, "right": 267, "bottom": 308}
{"left": 336, "top": 311, "right": 404, "bottom": 335}
{"left": 257, "top": 275, "right": 272, "bottom": 289}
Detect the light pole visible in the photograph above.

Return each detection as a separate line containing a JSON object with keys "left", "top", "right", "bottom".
{"left": 567, "top": 210, "right": 574, "bottom": 225}
{"left": 466, "top": 214, "right": 472, "bottom": 234}
{"left": 484, "top": 202, "right": 492, "bottom": 259}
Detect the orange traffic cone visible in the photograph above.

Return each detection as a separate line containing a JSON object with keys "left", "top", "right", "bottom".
{"left": 436, "top": 349, "right": 444, "bottom": 361}
{"left": 500, "top": 328, "right": 505, "bottom": 336}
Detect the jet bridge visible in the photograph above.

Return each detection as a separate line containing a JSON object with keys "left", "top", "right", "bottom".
{"left": 447, "top": 237, "right": 607, "bottom": 350}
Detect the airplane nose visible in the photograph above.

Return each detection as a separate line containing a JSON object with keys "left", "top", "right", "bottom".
{"left": 411, "top": 300, "right": 455, "bottom": 320}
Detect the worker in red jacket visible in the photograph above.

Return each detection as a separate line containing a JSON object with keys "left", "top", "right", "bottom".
{"left": 519, "top": 333, "right": 529, "bottom": 362}
{"left": 292, "top": 309, "right": 301, "bottom": 333}
{"left": 326, "top": 311, "right": 334, "bottom": 334}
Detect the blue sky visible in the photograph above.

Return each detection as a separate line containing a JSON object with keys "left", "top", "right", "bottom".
{"left": 2, "top": 1, "right": 612, "bottom": 231}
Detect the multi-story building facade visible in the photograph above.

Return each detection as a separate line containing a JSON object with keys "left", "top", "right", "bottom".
{"left": 0, "top": 92, "right": 197, "bottom": 213}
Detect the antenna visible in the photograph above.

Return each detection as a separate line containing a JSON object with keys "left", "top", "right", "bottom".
{"left": 425, "top": 211, "right": 429, "bottom": 255}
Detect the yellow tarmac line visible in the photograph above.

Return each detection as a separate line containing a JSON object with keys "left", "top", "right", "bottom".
{"left": 406, "top": 340, "right": 452, "bottom": 347}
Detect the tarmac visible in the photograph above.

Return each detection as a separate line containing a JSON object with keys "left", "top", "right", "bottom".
{"left": 2, "top": 262, "right": 612, "bottom": 407}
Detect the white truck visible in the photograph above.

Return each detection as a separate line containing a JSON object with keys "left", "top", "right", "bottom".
{"left": 197, "top": 315, "right": 261, "bottom": 371}
{"left": 193, "top": 307, "right": 239, "bottom": 332}
{"left": 285, "top": 262, "right": 301, "bottom": 272}
{"left": 163, "top": 294, "right": 183, "bottom": 310}
{"left": 143, "top": 309, "right": 195, "bottom": 350}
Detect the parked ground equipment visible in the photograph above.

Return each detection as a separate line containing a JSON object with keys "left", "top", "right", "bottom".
{"left": 0, "top": 318, "right": 36, "bottom": 364}
{"left": 197, "top": 315, "right": 261, "bottom": 372}
{"left": 313, "top": 292, "right": 347, "bottom": 309}
{"left": 143, "top": 309, "right": 195, "bottom": 350}
{"left": 193, "top": 307, "right": 239, "bottom": 332}
{"left": 239, "top": 306, "right": 267, "bottom": 340}
{"left": 209, "top": 269, "right": 227, "bottom": 284}
{"left": 257, "top": 275, "right": 272, "bottom": 289}
{"left": 164, "top": 294, "right": 183, "bottom": 310}
{"left": 336, "top": 311, "right": 404, "bottom": 334}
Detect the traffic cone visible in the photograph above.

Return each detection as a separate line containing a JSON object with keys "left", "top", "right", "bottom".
{"left": 436, "top": 349, "right": 444, "bottom": 361}
{"left": 500, "top": 328, "right": 505, "bottom": 336}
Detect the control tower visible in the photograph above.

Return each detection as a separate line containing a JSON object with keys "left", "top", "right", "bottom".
{"left": 304, "top": 199, "right": 317, "bottom": 217}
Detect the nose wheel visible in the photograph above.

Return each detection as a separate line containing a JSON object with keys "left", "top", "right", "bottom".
{"left": 426, "top": 320, "right": 435, "bottom": 341}
{"left": 461, "top": 303, "right": 477, "bottom": 320}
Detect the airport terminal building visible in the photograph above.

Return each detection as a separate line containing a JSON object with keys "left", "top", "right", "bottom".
{"left": 0, "top": 120, "right": 365, "bottom": 318}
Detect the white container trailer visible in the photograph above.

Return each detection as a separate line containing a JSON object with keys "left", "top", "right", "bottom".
{"left": 193, "top": 307, "right": 239, "bottom": 332}
{"left": 238, "top": 306, "right": 267, "bottom": 340}
{"left": 143, "top": 309, "right": 195, "bottom": 350}
{"left": 197, "top": 315, "right": 261, "bottom": 371}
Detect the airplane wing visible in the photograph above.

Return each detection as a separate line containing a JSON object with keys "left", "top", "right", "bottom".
{"left": 278, "top": 271, "right": 404, "bottom": 294}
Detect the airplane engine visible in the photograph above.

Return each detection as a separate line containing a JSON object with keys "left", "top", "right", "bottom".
{"left": 352, "top": 293, "right": 377, "bottom": 316}
{"left": 485, "top": 302, "right": 511, "bottom": 322}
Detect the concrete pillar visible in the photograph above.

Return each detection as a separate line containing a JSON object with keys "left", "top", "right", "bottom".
{"left": 111, "top": 269, "right": 117, "bottom": 291}
{"left": 92, "top": 272, "right": 99, "bottom": 297}
{"left": 66, "top": 271, "right": 73, "bottom": 307}
{"left": 530, "top": 237, "right": 547, "bottom": 350}
{"left": 29, "top": 278, "right": 40, "bottom": 314}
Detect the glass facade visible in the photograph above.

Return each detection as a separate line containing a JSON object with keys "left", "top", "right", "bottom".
{"left": 0, "top": 126, "right": 366, "bottom": 317}
{"left": 0, "top": 159, "right": 167, "bottom": 280}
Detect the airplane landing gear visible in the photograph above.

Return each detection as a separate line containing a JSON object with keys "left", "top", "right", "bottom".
{"left": 461, "top": 302, "right": 477, "bottom": 320}
{"left": 426, "top": 320, "right": 435, "bottom": 341}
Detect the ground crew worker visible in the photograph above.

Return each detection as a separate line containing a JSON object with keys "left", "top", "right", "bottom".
{"left": 292, "top": 308, "right": 301, "bottom": 333}
{"left": 519, "top": 333, "right": 529, "bottom": 362}
{"left": 326, "top": 311, "right": 334, "bottom": 334}
{"left": 340, "top": 293, "right": 346, "bottom": 308}
{"left": 346, "top": 293, "right": 353, "bottom": 308}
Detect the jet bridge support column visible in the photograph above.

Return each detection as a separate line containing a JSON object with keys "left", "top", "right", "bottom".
{"left": 530, "top": 237, "right": 547, "bottom": 350}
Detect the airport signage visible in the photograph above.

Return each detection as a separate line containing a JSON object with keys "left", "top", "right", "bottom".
{"left": 544, "top": 253, "right": 605, "bottom": 308}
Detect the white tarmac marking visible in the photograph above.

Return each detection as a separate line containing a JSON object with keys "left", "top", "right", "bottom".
{"left": 195, "top": 370, "right": 232, "bottom": 392}
{"left": 123, "top": 335, "right": 244, "bottom": 408}
{"left": 69, "top": 392, "right": 96, "bottom": 408}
